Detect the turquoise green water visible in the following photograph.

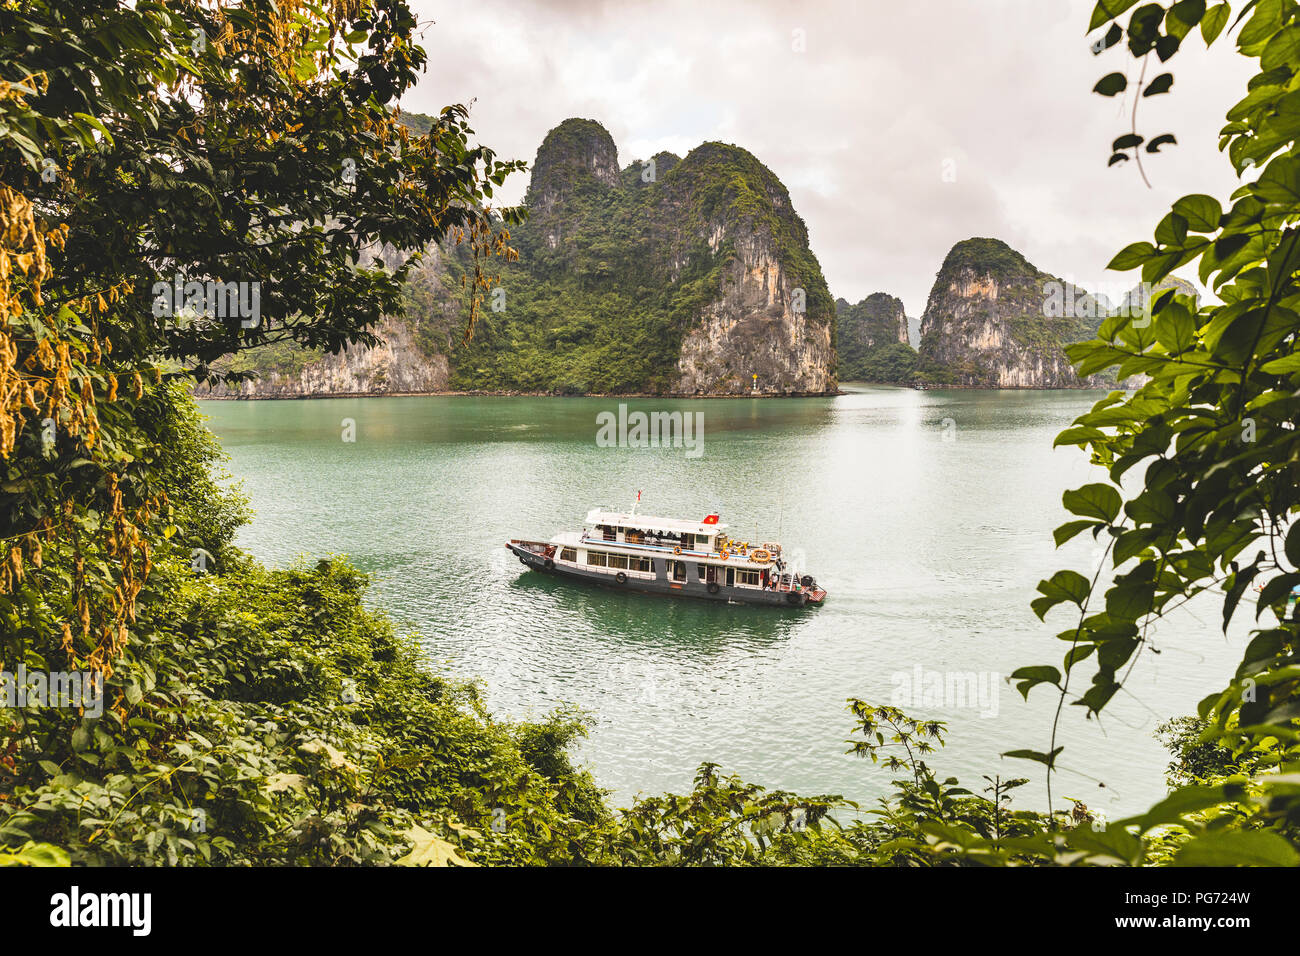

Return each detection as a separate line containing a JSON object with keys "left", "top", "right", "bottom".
{"left": 198, "top": 386, "right": 1245, "bottom": 817}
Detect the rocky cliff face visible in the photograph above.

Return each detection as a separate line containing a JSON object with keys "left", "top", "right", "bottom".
{"left": 674, "top": 220, "right": 834, "bottom": 394}
{"left": 653, "top": 141, "right": 835, "bottom": 394}
{"left": 835, "top": 293, "right": 912, "bottom": 379}
{"left": 199, "top": 315, "right": 450, "bottom": 398}
{"left": 205, "top": 116, "right": 837, "bottom": 398}
{"left": 449, "top": 120, "right": 836, "bottom": 395}
{"left": 918, "top": 238, "right": 1110, "bottom": 388}
{"left": 525, "top": 118, "right": 621, "bottom": 254}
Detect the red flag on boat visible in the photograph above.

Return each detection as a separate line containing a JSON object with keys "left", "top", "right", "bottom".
{"left": 702, "top": 514, "right": 719, "bottom": 525}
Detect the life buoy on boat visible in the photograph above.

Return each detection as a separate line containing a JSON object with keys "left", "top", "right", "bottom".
{"left": 750, "top": 549, "right": 771, "bottom": 564}
{"left": 615, "top": 571, "right": 628, "bottom": 584}
{"left": 719, "top": 550, "right": 729, "bottom": 561}
{"left": 673, "top": 546, "right": 681, "bottom": 555}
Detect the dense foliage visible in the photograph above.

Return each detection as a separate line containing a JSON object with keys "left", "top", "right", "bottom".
{"left": 0, "top": 392, "right": 609, "bottom": 865}
{"left": 1012, "top": 0, "right": 1300, "bottom": 865}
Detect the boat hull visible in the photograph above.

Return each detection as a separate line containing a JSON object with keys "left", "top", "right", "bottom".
{"left": 506, "top": 541, "right": 825, "bottom": 607}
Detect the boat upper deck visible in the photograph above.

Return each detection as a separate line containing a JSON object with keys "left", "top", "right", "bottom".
{"left": 585, "top": 509, "right": 728, "bottom": 537}
{"left": 551, "top": 529, "right": 783, "bottom": 570}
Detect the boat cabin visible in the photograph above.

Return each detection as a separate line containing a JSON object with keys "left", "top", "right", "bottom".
{"left": 584, "top": 508, "right": 725, "bottom": 554}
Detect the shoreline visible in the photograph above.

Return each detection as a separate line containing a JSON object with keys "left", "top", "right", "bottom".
{"left": 192, "top": 383, "right": 1117, "bottom": 401}
{"left": 194, "top": 388, "right": 846, "bottom": 400}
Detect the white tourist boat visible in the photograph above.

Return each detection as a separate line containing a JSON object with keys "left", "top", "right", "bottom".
{"left": 507, "top": 501, "right": 826, "bottom": 607}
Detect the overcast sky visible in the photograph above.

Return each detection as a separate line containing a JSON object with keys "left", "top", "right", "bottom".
{"left": 402, "top": 0, "right": 1254, "bottom": 316}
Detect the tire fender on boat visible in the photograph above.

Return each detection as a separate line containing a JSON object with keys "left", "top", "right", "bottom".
{"left": 615, "top": 571, "right": 628, "bottom": 584}
{"left": 707, "top": 582, "right": 720, "bottom": 595}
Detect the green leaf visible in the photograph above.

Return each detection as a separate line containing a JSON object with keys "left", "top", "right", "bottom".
{"left": 70, "top": 723, "right": 91, "bottom": 753}
{"left": 1238, "top": 0, "right": 1283, "bottom": 50}
{"left": 1002, "top": 747, "right": 1064, "bottom": 769}
{"left": 1167, "top": 0, "right": 1207, "bottom": 39}
{"left": 1113, "top": 527, "right": 1156, "bottom": 564}
{"left": 1174, "top": 829, "right": 1300, "bottom": 867}
{"left": 1254, "top": 156, "right": 1300, "bottom": 205}
{"left": 1092, "top": 23, "right": 1125, "bottom": 53}
{"left": 1261, "top": 24, "right": 1300, "bottom": 70}
{"left": 1143, "top": 73, "right": 1174, "bottom": 96}
{"left": 1054, "top": 426, "right": 1107, "bottom": 447}
{"left": 1286, "top": 523, "right": 1300, "bottom": 567}
{"left": 1121, "top": 783, "right": 1231, "bottom": 832}
{"left": 395, "top": 825, "right": 478, "bottom": 867}
{"left": 1201, "top": 1, "right": 1230, "bottom": 43}
{"left": 1260, "top": 352, "right": 1300, "bottom": 374}
{"left": 1032, "top": 570, "right": 1094, "bottom": 619}
{"left": 1063, "top": 483, "right": 1122, "bottom": 522}
{"left": 1153, "top": 301, "right": 1195, "bottom": 353}
{"left": 1094, "top": 72, "right": 1129, "bottom": 96}
{"left": 1109, "top": 241, "right": 1157, "bottom": 270}
{"left": 1064, "top": 824, "right": 1144, "bottom": 864}
{"left": 1054, "top": 519, "right": 1102, "bottom": 546}
{"left": 1172, "top": 193, "right": 1223, "bottom": 231}
{"left": 1090, "top": 0, "right": 1141, "bottom": 31}
{"left": 0, "top": 842, "right": 71, "bottom": 867}
{"left": 1009, "top": 665, "right": 1063, "bottom": 700}
{"left": 1155, "top": 212, "right": 1189, "bottom": 246}
{"left": 1105, "top": 579, "right": 1157, "bottom": 621}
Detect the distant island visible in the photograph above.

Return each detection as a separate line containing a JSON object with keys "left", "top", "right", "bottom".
{"left": 200, "top": 117, "right": 1194, "bottom": 399}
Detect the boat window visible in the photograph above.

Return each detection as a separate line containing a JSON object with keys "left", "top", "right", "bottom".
{"left": 736, "top": 569, "right": 760, "bottom": 587}
{"left": 637, "top": 557, "right": 653, "bottom": 572}
{"left": 560, "top": 547, "right": 576, "bottom": 562}
{"left": 672, "top": 561, "right": 686, "bottom": 582}
{"left": 586, "top": 551, "right": 607, "bottom": 567}
{"left": 697, "top": 564, "right": 706, "bottom": 581}
{"left": 608, "top": 554, "right": 628, "bottom": 570}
